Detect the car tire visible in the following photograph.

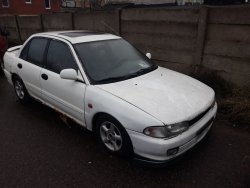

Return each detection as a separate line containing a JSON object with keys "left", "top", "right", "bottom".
{"left": 13, "top": 76, "right": 30, "bottom": 103}
{"left": 96, "top": 114, "right": 133, "bottom": 157}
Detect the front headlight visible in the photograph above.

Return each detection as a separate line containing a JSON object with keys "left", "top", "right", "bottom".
{"left": 143, "top": 122, "right": 189, "bottom": 139}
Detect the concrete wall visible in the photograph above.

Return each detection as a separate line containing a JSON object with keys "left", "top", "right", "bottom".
{"left": 121, "top": 8, "right": 200, "bottom": 74}
{"left": 0, "top": 15, "right": 19, "bottom": 44}
{"left": 0, "top": 6, "right": 250, "bottom": 87}
{"left": 42, "top": 13, "right": 73, "bottom": 32}
{"left": 202, "top": 6, "right": 250, "bottom": 86}
{"left": 74, "top": 11, "right": 117, "bottom": 34}
{"left": 17, "top": 16, "right": 42, "bottom": 43}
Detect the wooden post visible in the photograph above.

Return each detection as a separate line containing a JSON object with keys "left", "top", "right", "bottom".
{"left": 193, "top": 6, "right": 209, "bottom": 66}
{"left": 14, "top": 15, "right": 22, "bottom": 45}
{"left": 115, "top": 9, "right": 121, "bottom": 36}
{"left": 39, "top": 14, "right": 44, "bottom": 32}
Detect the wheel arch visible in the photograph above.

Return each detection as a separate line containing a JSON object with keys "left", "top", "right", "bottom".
{"left": 92, "top": 112, "right": 122, "bottom": 132}
{"left": 91, "top": 112, "right": 134, "bottom": 147}
{"left": 91, "top": 112, "right": 107, "bottom": 132}
{"left": 11, "top": 73, "right": 19, "bottom": 83}
{"left": 92, "top": 112, "right": 134, "bottom": 156}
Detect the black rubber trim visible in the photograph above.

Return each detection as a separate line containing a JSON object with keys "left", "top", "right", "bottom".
{"left": 188, "top": 101, "right": 215, "bottom": 126}
{"left": 196, "top": 118, "right": 214, "bottom": 136}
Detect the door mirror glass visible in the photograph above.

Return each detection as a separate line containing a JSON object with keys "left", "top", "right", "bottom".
{"left": 60, "top": 69, "right": 77, "bottom": 80}
{"left": 146, "top": 53, "right": 151, "bottom": 59}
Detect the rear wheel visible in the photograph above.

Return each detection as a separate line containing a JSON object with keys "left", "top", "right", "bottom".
{"left": 13, "top": 76, "right": 30, "bottom": 103}
{"left": 96, "top": 114, "right": 133, "bottom": 157}
{"left": 0, "top": 59, "right": 4, "bottom": 74}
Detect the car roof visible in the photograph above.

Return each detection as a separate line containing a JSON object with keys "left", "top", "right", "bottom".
{"left": 32, "top": 30, "right": 121, "bottom": 44}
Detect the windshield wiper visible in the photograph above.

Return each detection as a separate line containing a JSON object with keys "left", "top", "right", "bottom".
{"left": 95, "top": 76, "right": 127, "bottom": 84}
{"left": 95, "top": 65, "right": 157, "bottom": 84}
{"left": 130, "top": 65, "right": 157, "bottom": 76}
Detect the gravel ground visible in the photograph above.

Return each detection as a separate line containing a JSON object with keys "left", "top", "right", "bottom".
{"left": 0, "top": 75, "right": 249, "bottom": 188}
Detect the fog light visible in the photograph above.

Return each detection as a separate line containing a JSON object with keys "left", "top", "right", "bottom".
{"left": 167, "top": 147, "right": 179, "bottom": 156}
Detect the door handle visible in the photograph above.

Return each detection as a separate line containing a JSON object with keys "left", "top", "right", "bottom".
{"left": 41, "top": 74, "right": 48, "bottom": 80}
{"left": 17, "top": 63, "right": 22, "bottom": 69}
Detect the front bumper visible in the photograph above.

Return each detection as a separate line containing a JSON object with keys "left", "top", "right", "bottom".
{"left": 127, "top": 102, "right": 217, "bottom": 166}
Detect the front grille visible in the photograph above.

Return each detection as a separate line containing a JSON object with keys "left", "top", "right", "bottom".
{"left": 188, "top": 101, "right": 215, "bottom": 127}
{"left": 177, "top": 124, "right": 209, "bottom": 154}
{"left": 178, "top": 137, "right": 196, "bottom": 153}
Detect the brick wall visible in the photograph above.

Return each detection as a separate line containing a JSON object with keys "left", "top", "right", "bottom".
{"left": 0, "top": 0, "right": 61, "bottom": 15}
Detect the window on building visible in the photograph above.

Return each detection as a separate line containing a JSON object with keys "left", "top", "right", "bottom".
{"left": 25, "top": 0, "right": 32, "bottom": 4}
{"left": 2, "top": 0, "right": 9, "bottom": 7}
{"left": 45, "top": 0, "right": 50, "bottom": 9}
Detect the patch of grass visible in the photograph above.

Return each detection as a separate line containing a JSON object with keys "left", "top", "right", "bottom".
{"left": 190, "top": 67, "right": 250, "bottom": 126}
{"left": 219, "top": 87, "right": 250, "bottom": 125}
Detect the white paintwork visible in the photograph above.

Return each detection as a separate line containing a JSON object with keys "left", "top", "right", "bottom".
{"left": 41, "top": 68, "right": 86, "bottom": 126}
{"left": 3, "top": 31, "right": 217, "bottom": 163}
{"left": 7, "top": 45, "right": 21, "bottom": 52}
{"left": 97, "top": 67, "right": 215, "bottom": 125}
{"left": 84, "top": 85, "right": 163, "bottom": 132}
{"left": 17, "top": 58, "right": 43, "bottom": 99}
{"left": 60, "top": 69, "right": 78, "bottom": 80}
{"left": 146, "top": 53, "right": 151, "bottom": 59}
{"left": 128, "top": 103, "right": 217, "bottom": 161}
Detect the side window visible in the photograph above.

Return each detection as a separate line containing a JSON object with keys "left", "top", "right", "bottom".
{"left": 46, "top": 40, "right": 78, "bottom": 74}
{"left": 27, "top": 38, "right": 48, "bottom": 67}
{"left": 20, "top": 41, "right": 30, "bottom": 60}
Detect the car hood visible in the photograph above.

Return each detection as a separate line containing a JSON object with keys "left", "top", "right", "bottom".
{"left": 96, "top": 67, "right": 215, "bottom": 125}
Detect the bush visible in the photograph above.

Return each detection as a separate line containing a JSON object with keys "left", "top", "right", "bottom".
{"left": 190, "top": 67, "right": 250, "bottom": 126}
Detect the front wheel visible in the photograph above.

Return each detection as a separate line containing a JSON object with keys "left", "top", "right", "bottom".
{"left": 96, "top": 114, "right": 133, "bottom": 157}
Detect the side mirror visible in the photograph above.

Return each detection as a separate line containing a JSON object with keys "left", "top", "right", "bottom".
{"left": 146, "top": 53, "right": 151, "bottom": 59}
{"left": 60, "top": 69, "right": 77, "bottom": 80}
{"left": 2, "top": 30, "right": 10, "bottom": 36}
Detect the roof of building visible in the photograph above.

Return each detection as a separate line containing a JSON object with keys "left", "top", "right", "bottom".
{"left": 33, "top": 30, "right": 121, "bottom": 44}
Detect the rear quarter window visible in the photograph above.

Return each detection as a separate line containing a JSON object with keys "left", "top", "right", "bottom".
{"left": 20, "top": 42, "right": 30, "bottom": 60}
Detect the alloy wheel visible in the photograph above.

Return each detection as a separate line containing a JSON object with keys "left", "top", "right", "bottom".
{"left": 100, "top": 121, "right": 122, "bottom": 151}
{"left": 15, "top": 80, "right": 25, "bottom": 99}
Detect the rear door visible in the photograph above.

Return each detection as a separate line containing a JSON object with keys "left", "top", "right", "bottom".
{"left": 40, "top": 39, "right": 86, "bottom": 126}
{"left": 17, "top": 37, "right": 48, "bottom": 101}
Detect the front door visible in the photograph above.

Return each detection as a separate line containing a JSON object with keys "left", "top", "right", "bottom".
{"left": 40, "top": 39, "right": 86, "bottom": 126}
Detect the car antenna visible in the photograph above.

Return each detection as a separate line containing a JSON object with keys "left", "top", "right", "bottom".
{"left": 101, "top": 21, "right": 120, "bottom": 36}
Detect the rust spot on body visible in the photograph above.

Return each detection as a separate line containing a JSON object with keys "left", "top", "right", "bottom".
{"left": 43, "top": 103, "right": 80, "bottom": 128}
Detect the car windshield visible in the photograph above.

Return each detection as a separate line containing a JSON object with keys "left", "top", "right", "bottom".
{"left": 74, "top": 39, "right": 157, "bottom": 84}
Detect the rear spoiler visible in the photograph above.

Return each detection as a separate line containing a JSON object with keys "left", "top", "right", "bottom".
{"left": 7, "top": 45, "right": 22, "bottom": 52}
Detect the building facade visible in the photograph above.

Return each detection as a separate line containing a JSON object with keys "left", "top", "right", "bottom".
{"left": 1, "top": 0, "right": 61, "bottom": 15}
{"left": 104, "top": 0, "right": 175, "bottom": 4}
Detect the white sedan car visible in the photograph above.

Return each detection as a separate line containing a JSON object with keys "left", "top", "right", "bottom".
{"left": 3, "top": 31, "right": 217, "bottom": 167}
